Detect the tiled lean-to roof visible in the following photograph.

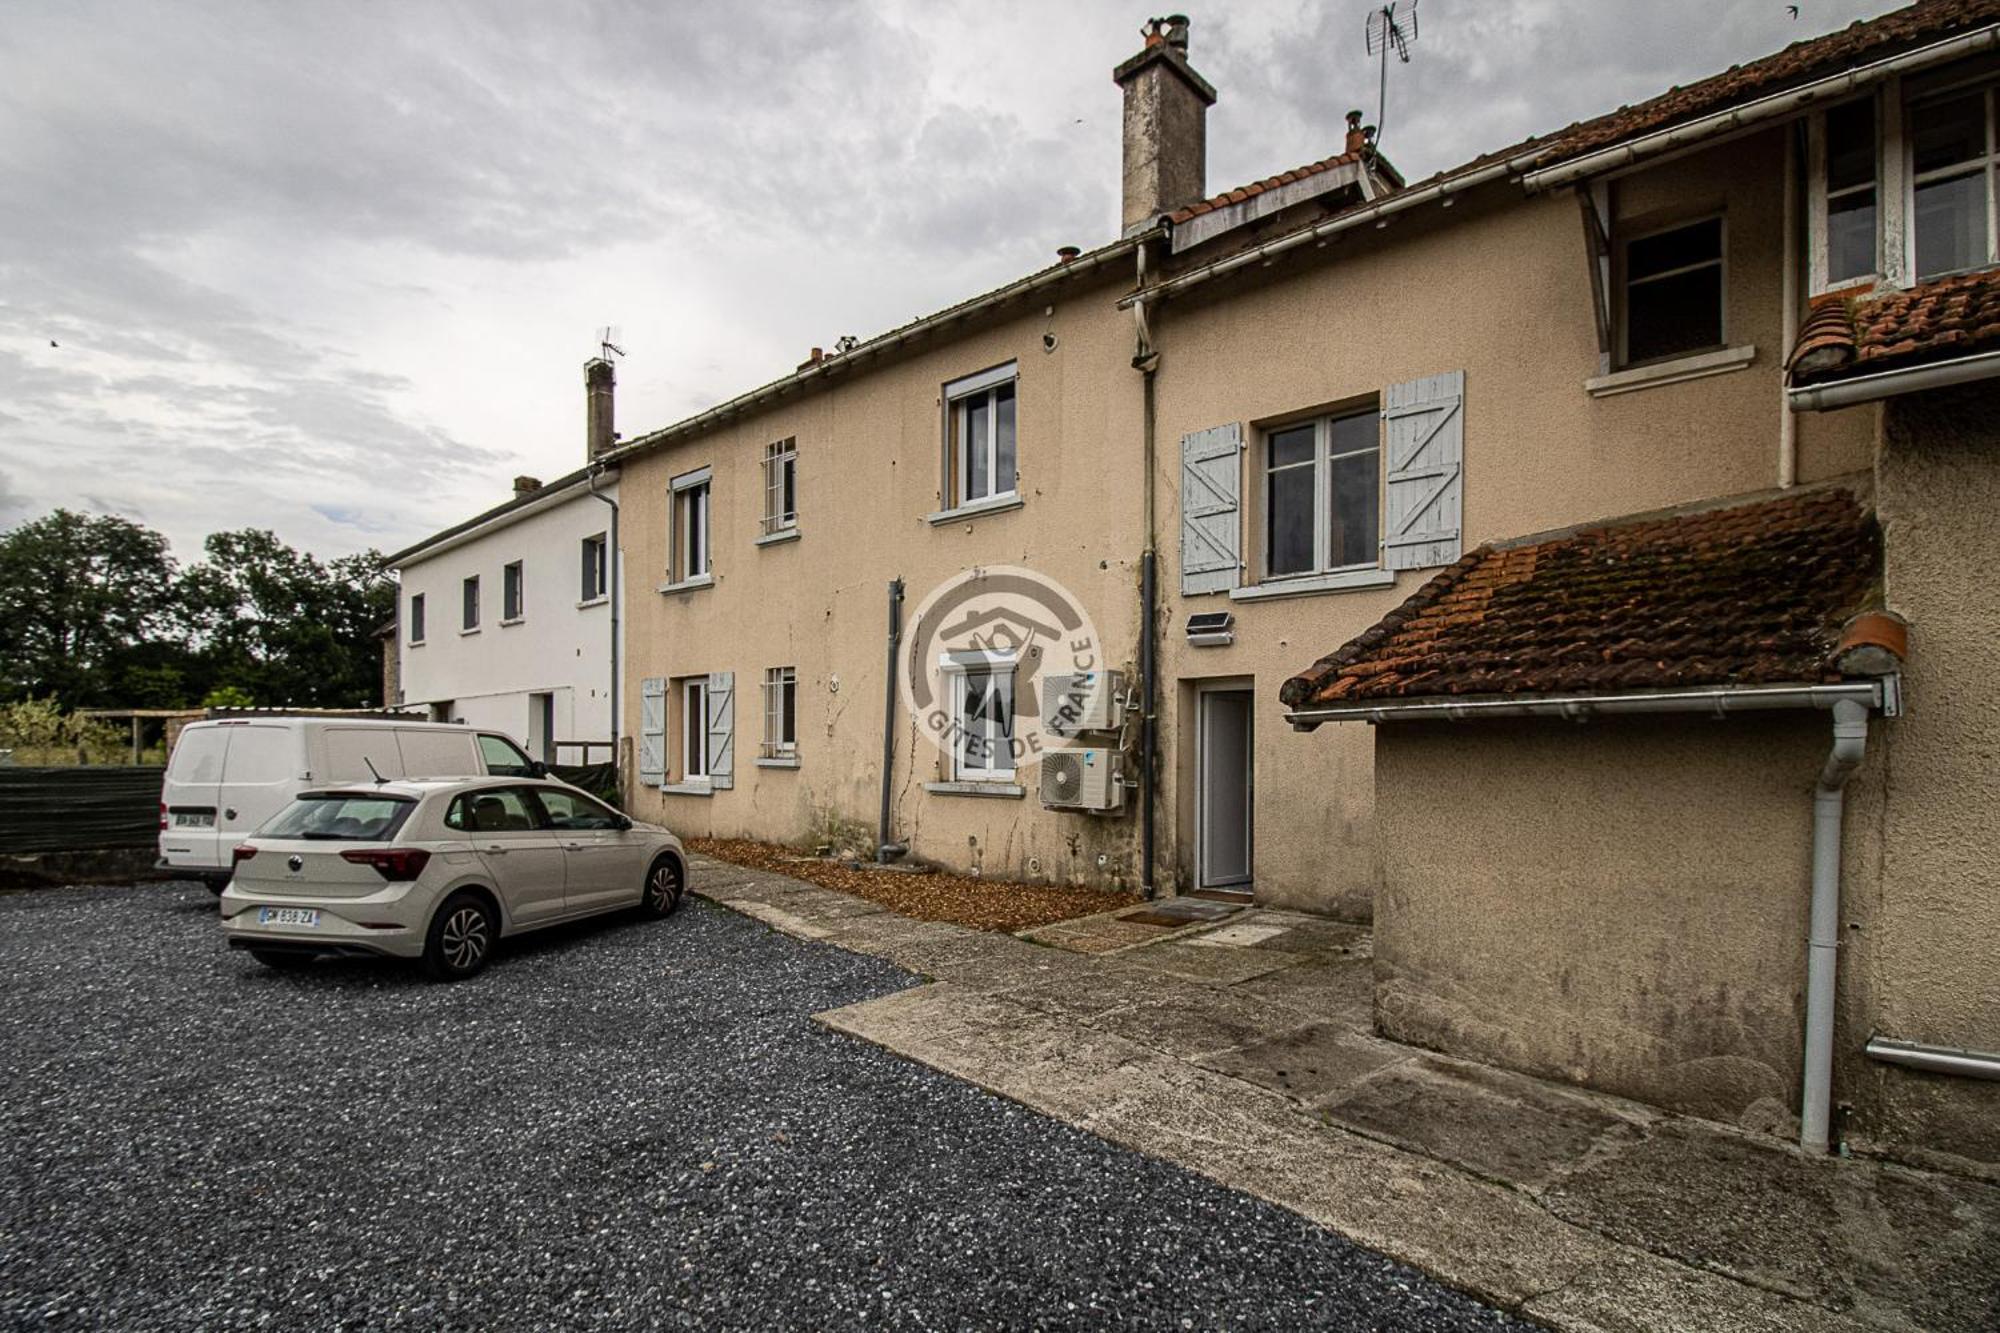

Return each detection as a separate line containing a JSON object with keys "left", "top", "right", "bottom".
{"left": 1169, "top": 151, "right": 1371, "bottom": 224}
{"left": 1279, "top": 489, "right": 1882, "bottom": 708}
{"left": 1788, "top": 268, "right": 2000, "bottom": 383}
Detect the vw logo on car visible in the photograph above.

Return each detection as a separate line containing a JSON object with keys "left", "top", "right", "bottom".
{"left": 287, "top": 854, "right": 304, "bottom": 873}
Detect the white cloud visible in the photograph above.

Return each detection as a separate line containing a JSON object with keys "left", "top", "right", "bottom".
{"left": 0, "top": 0, "right": 1904, "bottom": 558}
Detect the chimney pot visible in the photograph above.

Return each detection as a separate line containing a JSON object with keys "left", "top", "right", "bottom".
{"left": 513, "top": 475, "right": 542, "bottom": 496}
{"left": 1345, "top": 109, "right": 1368, "bottom": 156}
{"left": 1057, "top": 245, "right": 1081, "bottom": 263}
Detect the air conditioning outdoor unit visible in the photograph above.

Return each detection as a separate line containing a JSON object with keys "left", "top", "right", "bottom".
{"left": 1040, "top": 670, "right": 1126, "bottom": 738}
{"left": 1040, "top": 747, "right": 1125, "bottom": 812}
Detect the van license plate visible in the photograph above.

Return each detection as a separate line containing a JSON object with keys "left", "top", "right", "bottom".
{"left": 172, "top": 812, "right": 214, "bottom": 829}
{"left": 257, "top": 907, "right": 319, "bottom": 928}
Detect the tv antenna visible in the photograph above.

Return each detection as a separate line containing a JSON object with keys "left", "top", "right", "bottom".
{"left": 1364, "top": 1, "right": 1420, "bottom": 151}
{"left": 597, "top": 325, "right": 625, "bottom": 359}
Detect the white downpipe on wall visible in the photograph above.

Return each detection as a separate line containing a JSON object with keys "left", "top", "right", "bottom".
{"left": 1779, "top": 125, "right": 1800, "bottom": 489}
{"left": 1864, "top": 1036, "right": 2000, "bottom": 1081}
{"left": 1800, "top": 698, "right": 1869, "bottom": 1153}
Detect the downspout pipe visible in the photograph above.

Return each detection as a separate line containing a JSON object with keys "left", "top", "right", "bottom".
{"left": 1135, "top": 240, "right": 1160, "bottom": 899}
{"left": 586, "top": 466, "right": 620, "bottom": 775}
{"left": 1779, "top": 121, "right": 1799, "bottom": 489}
{"left": 1864, "top": 1036, "right": 2000, "bottom": 1082}
{"left": 877, "top": 577, "right": 906, "bottom": 863}
{"left": 1801, "top": 697, "right": 1869, "bottom": 1153}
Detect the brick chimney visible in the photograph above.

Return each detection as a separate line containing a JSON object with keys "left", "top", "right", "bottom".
{"left": 585, "top": 356, "right": 615, "bottom": 461}
{"left": 513, "top": 475, "right": 542, "bottom": 496}
{"left": 1112, "top": 15, "right": 1216, "bottom": 236}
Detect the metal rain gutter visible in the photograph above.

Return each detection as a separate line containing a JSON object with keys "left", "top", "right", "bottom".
{"left": 1284, "top": 680, "right": 1891, "bottom": 730}
{"left": 1521, "top": 24, "right": 2000, "bottom": 193}
{"left": 1788, "top": 348, "right": 2000, "bottom": 412}
{"left": 603, "top": 237, "right": 1145, "bottom": 467}
{"left": 1865, "top": 1035, "right": 2000, "bottom": 1082}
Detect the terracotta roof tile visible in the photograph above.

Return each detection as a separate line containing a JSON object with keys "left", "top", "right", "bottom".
{"left": 1169, "top": 151, "right": 1367, "bottom": 223}
{"left": 1279, "top": 489, "right": 1882, "bottom": 709}
{"left": 1787, "top": 267, "right": 2000, "bottom": 382}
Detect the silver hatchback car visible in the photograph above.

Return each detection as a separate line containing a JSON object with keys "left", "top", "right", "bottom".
{"left": 219, "top": 778, "right": 687, "bottom": 980}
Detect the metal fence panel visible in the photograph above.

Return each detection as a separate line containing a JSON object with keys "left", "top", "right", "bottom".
{"left": 0, "top": 767, "right": 165, "bottom": 854}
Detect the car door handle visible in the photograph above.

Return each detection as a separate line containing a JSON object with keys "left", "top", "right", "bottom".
{"left": 563, "top": 841, "right": 585, "bottom": 851}
{"left": 482, "top": 844, "right": 509, "bottom": 855}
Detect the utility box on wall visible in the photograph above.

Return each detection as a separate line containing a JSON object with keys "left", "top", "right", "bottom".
{"left": 1041, "top": 671, "right": 1127, "bottom": 738}
{"left": 1041, "top": 747, "right": 1125, "bottom": 812}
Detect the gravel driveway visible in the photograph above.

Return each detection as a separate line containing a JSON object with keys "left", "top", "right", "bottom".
{"left": 0, "top": 882, "right": 1523, "bottom": 1331}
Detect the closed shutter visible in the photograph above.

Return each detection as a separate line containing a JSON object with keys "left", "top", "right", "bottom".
{"left": 638, "top": 678, "right": 666, "bottom": 786}
{"left": 1180, "top": 423, "right": 1243, "bottom": 595}
{"left": 706, "top": 670, "right": 734, "bottom": 790}
{"left": 1382, "top": 371, "right": 1464, "bottom": 570}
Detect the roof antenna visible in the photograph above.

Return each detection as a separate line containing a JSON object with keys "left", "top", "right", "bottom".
{"left": 363, "top": 754, "right": 386, "bottom": 786}
{"left": 597, "top": 325, "right": 626, "bottom": 359}
{"left": 1364, "top": 1, "right": 1420, "bottom": 152}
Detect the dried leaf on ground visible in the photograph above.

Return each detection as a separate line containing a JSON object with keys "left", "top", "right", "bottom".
{"left": 689, "top": 837, "right": 1139, "bottom": 934}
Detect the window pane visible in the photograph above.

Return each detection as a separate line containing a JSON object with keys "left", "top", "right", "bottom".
{"left": 265, "top": 794, "right": 415, "bottom": 841}
{"left": 685, "top": 684, "right": 705, "bottom": 776}
{"left": 1329, "top": 448, "right": 1380, "bottom": 569}
{"left": 965, "top": 397, "right": 989, "bottom": 500}
{"left": 1912, "top": 93, "right": 1986, "bottom": 176}
{"left": 1827, "top": 190, "right": 1877, "bottom": 282}
{"left": 1269, "top": 423, "right": 1314, "bottom": 468}
{"left": 781, "top": 456, "right": 795, "bottom": 520}
{"left": 1825, "top": 99, "right": 1876, "bottom": 192}
{"left": 994, "top": 381, "right": 1015, "bottom": 492}
{"left": 1627, "top": 266, "right": 1723, "bottom": 362}
{"left": 1328, "top": 410, "right": 1377, "bottom": 458}
{"left": 781, "top": 678, "right": 796, "bottom": 744}
{"left": 410, "top": 595, "right": 425, "bottom": 641}
{"left": 478, "top": 734, "right": 532, "bottom": 777}
{"left": 463, "top": 578, "right": 479, "bottom": 629}
{"left": 1267, "top": 461, "right": 1315, "bottom": 576}
{"left": 1627, "top": 218, "right": 1721, "bottom": 281}
{"left": 1915, "top": 171, "right": 1988, "bottom": 278}
{"left": 449, "top": 788, "right": 538, "bottom": 833}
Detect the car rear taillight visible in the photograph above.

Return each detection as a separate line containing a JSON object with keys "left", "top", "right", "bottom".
{"left": 339, "top": 848, "right": 432, "bottom": 881}
{"left": 159, "top": 802, "right": 168, "bottom": 832}
{"left": 232, "top": 844, "right": 258, "bottom": 864}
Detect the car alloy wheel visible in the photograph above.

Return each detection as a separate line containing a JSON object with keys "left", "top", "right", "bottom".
{"left": 644, "top": 856, "right": 683, "bottom": 917}
{"left": 440, "top": 905, "right": 489, "bottom": 969}
{"left": 423, "top": 891, "right": 497, "bottom": 981}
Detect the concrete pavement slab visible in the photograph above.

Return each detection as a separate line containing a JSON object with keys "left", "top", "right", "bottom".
{"left": 1196, "top": 1021, "right": 1414, "bottom": 1104}
{"left": 1119, "top": 939, "right": 1308, "bottom": 985}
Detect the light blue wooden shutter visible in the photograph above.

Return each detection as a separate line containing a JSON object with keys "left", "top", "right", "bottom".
{"left": 638, "top": 678, "right": 666, "bottom": 786}
{"left": 706, "top": 671, "right": 734, "bottom": 789}
{"left": 1382, "top": 372, "right": 1464, "bottom": 571}
{"left": 1180, "top": 423, "right": 1242, "bottom": 595}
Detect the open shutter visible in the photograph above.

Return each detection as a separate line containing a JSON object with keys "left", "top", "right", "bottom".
{"left": 638, "top": 677, "right": 666, "bottom": 786}
{"left": 706, "top": 670, "right": 734, "bottom": 789}
{"left": 1180, "top": 423, "right": 1242, "bottom": 595}
{"left": 1382, "top": 371, "right": 1464, "bottom": 571}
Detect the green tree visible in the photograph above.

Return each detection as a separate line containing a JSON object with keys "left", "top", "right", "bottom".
{"left": 0, "top": 510, "right": 181, "bottom": 704}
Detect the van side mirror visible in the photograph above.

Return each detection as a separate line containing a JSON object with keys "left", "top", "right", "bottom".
{"left": 527, "top": 760, "right": 548, "bottom": 778}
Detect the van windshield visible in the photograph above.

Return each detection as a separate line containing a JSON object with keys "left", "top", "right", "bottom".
{"left": 260, "top": 793, "right": 415, "bottom": 842}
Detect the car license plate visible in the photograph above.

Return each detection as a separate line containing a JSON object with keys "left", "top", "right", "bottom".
{"left": 172, "top": 812, "right": 214, "bottom": 829}
{"left": 257, "top": 907, "right": 319, "bottom": 928}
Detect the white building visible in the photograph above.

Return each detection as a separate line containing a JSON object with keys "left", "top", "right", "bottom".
{"left": 386, "top": 358, "right": 624, "bottom": 764}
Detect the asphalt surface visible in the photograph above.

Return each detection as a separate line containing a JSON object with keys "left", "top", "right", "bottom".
{"left": 0, "top": 881, "right": 1528, "bottom": 1331}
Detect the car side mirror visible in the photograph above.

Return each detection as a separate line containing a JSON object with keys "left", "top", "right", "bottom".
{"left": 613, "top": 814, "right": 633, "bottom": 831}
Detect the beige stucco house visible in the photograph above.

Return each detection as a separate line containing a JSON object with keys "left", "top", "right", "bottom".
{"left": 599, "top": 3, "right": 1995, "bottom": 1160}
{"left": 1279, "top": 0, "right": 2000, "bottom": 1167}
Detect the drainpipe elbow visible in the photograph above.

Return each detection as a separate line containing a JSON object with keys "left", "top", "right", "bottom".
{"left": 1817, "top": 698, "right": 1869, "bottom": 793}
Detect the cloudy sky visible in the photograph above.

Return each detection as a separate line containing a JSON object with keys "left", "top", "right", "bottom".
{"left": 1, "top": 0, "right": 1901, "bottom": 559}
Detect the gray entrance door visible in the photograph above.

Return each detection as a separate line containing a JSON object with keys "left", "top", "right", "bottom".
{"left": 1197, "top": 688, "right": 1253, "bottom": 889}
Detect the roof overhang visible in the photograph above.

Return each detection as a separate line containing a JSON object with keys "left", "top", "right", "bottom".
{"left": 1285, "top": 678, "right": 1898, "bottom": 731}
{"left": 384, "top": 465, "right": 617, "bottom": 570}
{"left": 1520, "top": 23, "right": 2000, "bottom": 193}
{"left": 1789, "top": 346, "right": 2000, "bottom": 411}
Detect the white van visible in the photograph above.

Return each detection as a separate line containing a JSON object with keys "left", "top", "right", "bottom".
{"left": 158, "top": 718, "right": 545, "bottom": 892}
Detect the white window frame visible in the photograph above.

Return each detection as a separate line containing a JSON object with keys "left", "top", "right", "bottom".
{"left": 667, "top": 466, "right": 712, "bottom": 589}
{"left": 681, "top": 677, "right": 709, "bottom": 782}
{"left": 1617, "top": 214, "right": 1727, "bottom": 368}
{"left": 760, "top": 439, "right": 797, "bottom": 537}
{"left": 760, "top": 666, "right": 797, "bottom": 761}
{"left": 1809, "top": 95, "right": 1884, "bottom": 294}
{"left": 502, "top": 560, "right": 524, "bottom": 623}
{"left": 408, "top": 593, "right": 426, "bottom": 646}
{"left": 1259, "top": 407, "right": 1382, "bottom": 583}
{"left": 941, "top": 650, "right": 1016, "bottom": 781}
{"left": 942, "top": 362, "right": 1018, "bottom": 511}
{"left": 1906, "top": 79, "right": 1999, "bottom": 282}
{"left": 581, "top": 532, "right": 608, "bottom": 602}
{"left": 461, "top": 575, "right": 480, "bottom": 633}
